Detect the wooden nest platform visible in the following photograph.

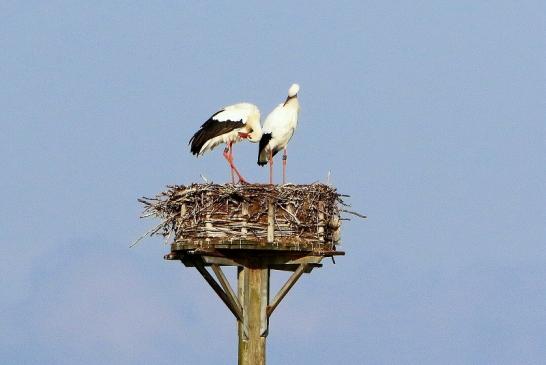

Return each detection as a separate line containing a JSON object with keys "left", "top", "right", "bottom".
{"left": 137, "top": 183, "right": 362, "bottom": 364}
{"left": 138, "top": 183, "right": 348, "bottom": 259}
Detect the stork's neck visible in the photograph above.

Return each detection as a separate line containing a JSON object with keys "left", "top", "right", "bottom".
{"left": 283, "top": 95, "right": 298, "bottom": 107}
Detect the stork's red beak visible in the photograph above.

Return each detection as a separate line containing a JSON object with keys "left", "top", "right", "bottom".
{"left": 238, "top": 132, "right": 250, "bottom": 139}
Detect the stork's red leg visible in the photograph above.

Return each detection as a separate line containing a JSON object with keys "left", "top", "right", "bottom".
{"left": 282, "top": 147, "right": 287, "bottom": 184}
{"left": 269, "top": 149, "right": 273, "bottom": 185}
{"left": 229, "top": 144, "right": 236, "bottom": 184}
{"left": 223, "top": 143, "right": 248, "bottom": 184}
{"left": 233, "top": 166, "right": 248, "bottom": 184}
{"left": 231, "top": 146, "right": 248, "bottom": 184}
{"left": 223, "top": 144, "right": 235, "bottom": 184}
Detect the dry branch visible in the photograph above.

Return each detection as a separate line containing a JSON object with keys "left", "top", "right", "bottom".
{"left": 137, "top": 183, "right": 351, "bottom": 251}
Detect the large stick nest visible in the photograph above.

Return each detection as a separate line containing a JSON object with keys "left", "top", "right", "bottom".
{"left": 137, "top": 183, "right": 353, "bottom": 249}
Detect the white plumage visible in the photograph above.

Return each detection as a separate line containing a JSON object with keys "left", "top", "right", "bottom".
{"left": 190, "top": 103, "right": 261, "bottom": 155}
{"left": 258, "top": 84, "right": 300, "bottom": 184}
{"left": 189, "top": 102, "right": 262, "bottom": 183}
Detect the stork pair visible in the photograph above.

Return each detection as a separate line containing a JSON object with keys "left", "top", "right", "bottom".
{"left": 189, "top": 84, "right": 300, "bottom": 184}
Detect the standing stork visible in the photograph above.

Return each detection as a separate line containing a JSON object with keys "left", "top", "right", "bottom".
{"left": 189, "top": 103, "right": 262, "bottom": 184}
{"left": 257, "top": 84, "right": 300, "bottom": 184}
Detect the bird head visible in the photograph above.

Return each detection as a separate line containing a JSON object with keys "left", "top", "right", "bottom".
{"left": 288, "top": 83, "right": 300, "bottom": 97}
{"left": 245, "top": 108, "right": 262, "bottom": 143}
{"left": 247, "top": 123, "right": 263, "bottom": 143}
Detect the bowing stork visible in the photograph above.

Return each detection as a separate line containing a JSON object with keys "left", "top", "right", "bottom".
{"left": 189, "top": 103, "right": 262, "bottom": 184}
{"left": 258, "top": 84, "right": 300, "bottom": 184}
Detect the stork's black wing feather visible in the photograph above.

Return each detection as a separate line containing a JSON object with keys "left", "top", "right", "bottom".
{"left": 257, "top": 133, "right": 272, "bottom": 166}
{"left": 189, "top": 114, "right": 244, "bottom": 155}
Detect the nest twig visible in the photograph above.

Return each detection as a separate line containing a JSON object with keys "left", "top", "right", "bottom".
{"left": 136, "top": 183, "right": 351, "bottom": 249}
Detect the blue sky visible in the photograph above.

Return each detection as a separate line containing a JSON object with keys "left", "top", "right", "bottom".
{"left": 1, "top": 1, "right": 545, "bottom": 364}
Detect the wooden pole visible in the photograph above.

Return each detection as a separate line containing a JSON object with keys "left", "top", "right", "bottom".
{"left": 238, "top": 266, "right": 248, "bottom": 364}
{"left": 238, "top": 264, "right": 269, "bottom": 365}
{"left": 154, "top": 184, "right": 348, "bottom": 364}
{"left": 174, "top": 253, "right": 322, "bottom": 364}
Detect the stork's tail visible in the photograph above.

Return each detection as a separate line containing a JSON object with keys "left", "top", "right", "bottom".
{"left": 189, "top": 130, "right": 204, "bottom": 156}
{"left": 257, "top": 133, "right": 272, "bottom": 166}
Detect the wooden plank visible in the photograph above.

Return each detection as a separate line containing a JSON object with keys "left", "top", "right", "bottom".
{"left": 171, "top": 240, "right": 321, "bottom": 252}
{"left": 243, "top": 267, "right": 250, "bottom": 341}
{"left": 205, "top": 213, "right": 212, "bottom": 235}
{"left": 180, "top": 204, "right": 186, "bottom": 241}
{"left": 259, "top": 269, "right": 269, "bottom": 336}
{"left": 241, "top": 202, "right": 249, "bottom": 236}
{"left": 211, "top": 264, "right": 243, "bottom": 317}
{"left": 267, "top": 264, "right": 308, "bottom": 317}
{"left": 203, "top": 254, "right": 322, "bottom": 267}
{"left": 192, "top": 260, "right": 243, "bottom": 321}
{"left": 272, "top": 256, "right": 322, "bottom": 265}
{"left": 238, "top": 267, "right": 248, "bottom": 364}
{"left": 267, "top": 201, "right": 274, "bottom": 243}
{"left": 270, "top": 263, "right": 322, "bottom": 273}
{"left": 203, "top": 256, "right": 240, "bottom": 266}
{"left": 318, "top": 201, "right": 325, "bottom": 242}
{"left": 245, "top": 267, "right": 267, "bottom": 364}
{"left": 170, "top": 245, "right": 345, "bottom": 257}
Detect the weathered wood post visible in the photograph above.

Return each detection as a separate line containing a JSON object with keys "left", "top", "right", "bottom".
{"left": 235, "top": 200, "right": 276, "bottom": 364}
{"left": 238, "top": 263, "right": 269, "bottom": 365}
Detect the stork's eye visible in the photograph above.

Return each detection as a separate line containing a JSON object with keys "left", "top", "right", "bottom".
{"left": 248, "top": 128, "right": 253, "bottom": 133}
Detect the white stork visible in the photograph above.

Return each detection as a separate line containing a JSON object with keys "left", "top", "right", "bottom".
{"left": 258, "top": 84, "right": 300, "bottom": 184}
{"left": 189, "top": 103, "right": 262, "bottom": 184}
